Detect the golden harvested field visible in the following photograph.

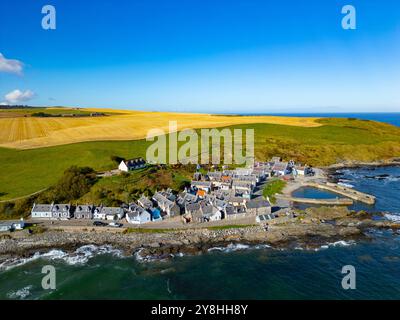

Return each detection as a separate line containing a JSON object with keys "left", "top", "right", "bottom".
{"left": 0, "top": 108, "right": 321, "bottom": 149}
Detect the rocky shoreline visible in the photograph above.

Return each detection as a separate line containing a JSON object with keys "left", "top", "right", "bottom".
{"left": 1, "top": 207, "right": 399, "bottom": 266}
{"left": 325, "top": 158, "right": 400, "bottom": 173}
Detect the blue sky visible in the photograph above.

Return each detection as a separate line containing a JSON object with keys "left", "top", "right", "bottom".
{"left": 0, "top": 0, "right": 399, "bottom": 113}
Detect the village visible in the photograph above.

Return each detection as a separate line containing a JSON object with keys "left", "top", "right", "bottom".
{"left": 1, "top": 155, "right": 376, "bottom": 233}
{"left": 0, "top": 157, "right": 314, "bottom": 231}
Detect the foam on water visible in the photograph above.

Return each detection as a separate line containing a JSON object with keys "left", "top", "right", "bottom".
{"left": 314, "top": 240, "right": 356, "bottom": 251}
{"left": 7, "top": 285, "right": 32, "bottom": 300}
{"left": 384, "top": 213, "right": 400, "bottom": 222}
{"left": 0, "top": 245, "right": 122, "bottom": 271}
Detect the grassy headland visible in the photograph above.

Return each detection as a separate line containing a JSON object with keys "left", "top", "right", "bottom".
{"left": 0, "top": 117, "right": 399, "bottom": 202}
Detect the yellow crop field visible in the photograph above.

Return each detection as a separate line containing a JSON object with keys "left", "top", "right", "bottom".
{"left": 0, "top": 108, "right": 321, "bottom": 149}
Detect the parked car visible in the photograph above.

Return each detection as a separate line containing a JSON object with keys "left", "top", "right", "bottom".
{"left": 108, "top": 222, "right": 123, "bottom": 228}
{"left": 93, "top": 221, "right": 108, "bottom": 227}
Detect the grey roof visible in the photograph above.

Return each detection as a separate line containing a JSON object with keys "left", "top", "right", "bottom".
{"left": 127, "top": 204, "right": 151, "bottom": 218}
{"left": 153, "top": 192, "right": 174, "bottom": 207}
{"left": 52, "top": 204, "right": 71, "bottom": 212}
{"left": 186, "top": 202, "right": 201, "bottom": 212}
{"left": 129, "top": 203, "right": 147, "bottom": 213}
{"left": 226, "top": 204, "right": 246, "bottom": 215}
{"left": 207, "top": 171, "right": 222, "bottom": 179}
{"left": 0, "top": 221, "right": 14, "bottom": 227}
{"left": 233, "top": 168, "right": 253, "bottom": 176}
{"left": 124, "top": 158, "right": 146, "bottom": 167}
{"left": 246, "top": 200, "right": 271, "bottom": 209}
{"left": 160, "top": 189, "right": 176, "bottom": 201}
{"left": 214, "top": 189, "right": 235, "bottom": 199}
{"left": 272, "top": 162, "right": 288, "bottom": 172}
{"left": 138, "top": 195, "right": 153, "bottom": 209}
{"left": 226, "top": 196, "right": 246, "bottom": 204}
{"left": 177, "top": 192, "right": 198, "bottom": 206}
{"left": 191, "top": 180, "right": 212, "bottom": 187}
{"left": 75, "top": 204, "right": 94, "bottom": 213}
{"left": 32, "top": 204, "right": 52, "bottom": 213}
{"left": 201, "top": 204, "right": 220, "bottom": 216}
{"left": 200, "top": 203, "right": 214, "bottom": 215}
{"left": 233, "top": 175, "right": 257, "bottom": 183}
{"left": 232, "top": 181, "right": 253, "bottom": 188}
{"left": 99, "top": 206, "right": 123, "bottom": 215}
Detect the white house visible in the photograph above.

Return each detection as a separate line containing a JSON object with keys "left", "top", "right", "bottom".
{"left": 0, "top": 219, "right": 25, "bottom": 232}
{"left": 118, "top": 158, "right": 146, "bottom": 172}
{"left": 190, "top": 181, "right": 212, "bottom": 193}
{"left": 31, "top": 203, "right": 53, "bottom": 219}
{"left": 126, "top": 203, "right": 152, "bottom": 224}
{"left": 93, "top": 206, "right": 124, "bottom": 220}
{"left": 294, "top": 166, "right": 306, "bottom": 176}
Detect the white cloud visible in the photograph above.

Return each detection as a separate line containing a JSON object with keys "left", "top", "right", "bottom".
{"left": 4, "top": 89, "right": 35, "bottom": 104}
{"left": 0, "top": 53, "right": 24, "bottom": 75}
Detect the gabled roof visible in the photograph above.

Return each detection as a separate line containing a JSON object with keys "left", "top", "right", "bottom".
{"left": 75, "top": 204, "right": 94, "bottom": 213}
{"left": 153, "top": 192, "right": 174, "bottom": 207}
{"left": 138, "top": 195, "right": 153, "bottom": 209}
{"left": 246, "top": 199, "right": 271, "bottom": 209}
{"left": 52, "top": 204, "right": 71, "bottom": 212}
{"left": 200, "top": 203, "right": 219, "bottom": 216}
{"left": 225, "top": 204, "right": 246, "bottom": 215}
{"left": 232, "top": 180, "right": 253, "bottom": 188}
{"left": 185, "top": 202, "right": 201, "bottom": 212}
{"left": 32, "top": 203, "right": 53, "bottom": 213}
{"left": 191, "top": 181, "right": 212, "bottom": 187}
{"left": 124, "top": 158, "right": 146, "bottom": 167}
{"left": 272, "top": 162, "right": 288, "bottom": 172}
{"left": 97, "top": 206, "right": 123, "bottom": 215}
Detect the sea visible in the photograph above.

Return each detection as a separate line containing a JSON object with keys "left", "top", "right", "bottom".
{"left": 1, "top": 113, "right": 400, "bottom": 300}
{"left": 241, "top": 112, "right": 400, "bottom": 127}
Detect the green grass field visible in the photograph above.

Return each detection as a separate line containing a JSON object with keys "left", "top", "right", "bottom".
{"left": 0, "top": 118, "right": 399, "bottom": 201}
{"left": 262, "top": 179, "right": 287, "bottom": 204}
{"left": 0, "top": 140, "right": 152, "bottom": 201}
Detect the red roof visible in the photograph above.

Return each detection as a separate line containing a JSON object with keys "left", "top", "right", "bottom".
{"left": 197, "top": 190, "right": 206, "bottom": 197}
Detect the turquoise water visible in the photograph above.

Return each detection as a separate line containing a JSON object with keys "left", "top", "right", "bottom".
{"left": 1, "top": 166, "right": 400, "bottom": 300}
{"left": 292, "top": 187, "right": 341, "bottom": 199}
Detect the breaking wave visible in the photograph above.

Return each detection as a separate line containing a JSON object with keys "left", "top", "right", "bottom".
{"left": 384, "top": 213, "right": 400, "bottom": 222}
{"left": 7, "top": 285, "right": 32, "bottom": 300}
{"left": 0, "top": 245, "right": 122, "bottom": 271}
{"left": 208, "top": 243, "right": 271, "bottom": 253}
{"left": 315, "top": 240, "right": 356, "bottom": 251}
